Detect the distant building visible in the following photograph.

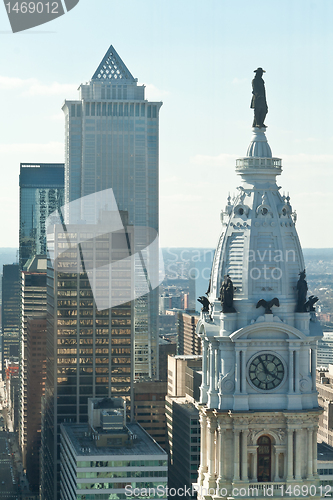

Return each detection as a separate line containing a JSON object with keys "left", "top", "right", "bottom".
{"left": 317, "top": 366, "right": 333, "bottom": 447}
{"left": 167, "top": 355, "right": 202, "bottom": 398}
{"left": 60, "top": 397, "right": 167, "bottom": 500}
{"left": 5, "top": 358, "right": 19, "bottom": 431}
{"left": 26, "top": 317, "right": 47, "bottom": 492}
{"left": 134, "top": 380, "right": 167, "bottom": 449}
{"left": 166, "top": 355, "right": 202, "bottom": 497}
{"left": 318, "top": 442, "right": 333, "bottom": 487}
{"left": 177, "top": 311, "right": 200, "bottom": 356}
{"left": 19, "top": 163, "right": 64, "bottom": 270}
{"left": 1, "top": 264, "right": 20, "bottom": 376}
{"left": 318, "top": 332, "right": 333, "bottom": 367}
{"left": 19, "top": 255, "right": 47, "bottom": 472}
{"left": 158, "top": 338, "right": 177, "bottom": 381}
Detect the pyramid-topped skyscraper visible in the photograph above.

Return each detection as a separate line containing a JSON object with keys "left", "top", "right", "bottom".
{"left": 62, "top": 45, "right": 162, "bottom": 381}
{"left": 196, "top": 71, "right": 322, "bottom": 498}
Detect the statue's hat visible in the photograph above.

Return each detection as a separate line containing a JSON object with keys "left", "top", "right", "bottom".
{"left": 254, "top": 67, "right": 265, "bottom": 73}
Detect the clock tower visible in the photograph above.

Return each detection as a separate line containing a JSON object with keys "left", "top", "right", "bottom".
{"left": 196, "top": 124, "right": 323, "bottom": 499}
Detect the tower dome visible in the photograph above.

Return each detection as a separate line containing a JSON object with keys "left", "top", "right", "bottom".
{"left": 209, "top": 127, "right": 303, "bottom": 326}
{"left": 196, "top": 72, "right": 322, "bottom": 500}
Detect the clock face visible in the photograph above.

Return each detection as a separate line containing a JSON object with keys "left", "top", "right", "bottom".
{"left": 248, "top": 353, "right": 285, "bottom": 391}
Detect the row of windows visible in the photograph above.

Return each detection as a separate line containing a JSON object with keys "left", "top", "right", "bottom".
{"left": 77, "top": 471, "right": 167, "bottom": 479}
{"left": 319, "top": 469, "right": 333, "bottom": 475}
{"left": 71, "top": 102, "right": 158, "bottom": 119}
{"left": 77, "top": 460, "right": 167, "bottom": 468}
{"left": 77, "top": 481, "right": 163, "bottom": 490}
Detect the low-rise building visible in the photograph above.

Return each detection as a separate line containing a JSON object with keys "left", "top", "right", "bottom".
{"left": 134, "top": 380, "right": 168, "bottom": 449}
{"left": 317, "top": 366, "right": 333, "bottom": 447}
{"left": 166, "top": 355, "right": 202, "bottom": 498}
{"left": 318, "top": 333, "right": 333, "bottom": 368}
{"left": 60, "top": 397, "right": 167, "bottom": 500}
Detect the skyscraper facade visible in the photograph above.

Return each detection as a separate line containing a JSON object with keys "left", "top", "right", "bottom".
{"left": 62, "top": 45, "right": 162, "bottom": 380}
{"left": 41, "top": 220, "right": 134, "bottom": 500}
{"left": 19, "top": 163, "right": 64, "bottom": 270}
{"left": 19, "top": 255, "right": 47, "bottom": 472}
{"left": 1, "top": 263, "right": 20, "bottom": 375}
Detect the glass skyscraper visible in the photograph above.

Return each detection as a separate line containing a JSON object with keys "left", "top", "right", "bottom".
{"left": 62, "top": 45, "right": 162, "bottom": 380}
{"left": 1, "top": 263, "right": 20, "bottom": 376}
{"left": 19, "top": 163, "right": 64, "bottom": 270}
{"left": 41, "top": 46, "right": 162, "bottom": 500}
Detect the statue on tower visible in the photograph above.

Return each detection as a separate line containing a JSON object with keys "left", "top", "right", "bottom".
{"left": 296, "top": 269, "right": 308, "bottom": 312}
{"left": 219, "top": 275, "right": 237, "bottom": 313}
{"left": 250, "top": 67, "right": 268, "bottom": 128}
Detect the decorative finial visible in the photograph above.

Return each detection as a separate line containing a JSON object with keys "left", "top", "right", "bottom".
{"left": 250, "top": 68, "right": 268, "bottom": 128}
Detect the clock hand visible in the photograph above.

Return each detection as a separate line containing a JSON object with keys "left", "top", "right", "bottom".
{"left": 258, "top": 356, "right": 269, "bottom": 376}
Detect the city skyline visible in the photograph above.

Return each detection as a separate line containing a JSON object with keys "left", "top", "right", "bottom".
{"left": 0, "top": 0, "right": 333, "bottom": 250}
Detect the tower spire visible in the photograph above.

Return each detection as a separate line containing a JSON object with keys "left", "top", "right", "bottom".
{"left": 91, "top": 45, "right": 136, "bottom": 82}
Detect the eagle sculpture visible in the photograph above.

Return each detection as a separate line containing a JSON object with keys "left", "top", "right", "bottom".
{"left": 305, "top": 295, "right": 319, "bottom": 312}
{"left": 197, "top": 296, "right": 210, "bottom": 313}
{"left": 256, "top": 297, "right": 280, "bottom": 314}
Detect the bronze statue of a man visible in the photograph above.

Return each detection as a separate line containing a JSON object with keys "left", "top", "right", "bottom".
{"left": 219, "top": 275, "right": 236, "bottom": 313}
{"left": 250, "top": 67, "right": 268, "bottom": 128}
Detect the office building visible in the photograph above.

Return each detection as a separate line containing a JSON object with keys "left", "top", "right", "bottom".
{"left": 317, "top": 442, "right": 333, "bottom": 488}
{"left": 19, "top": 255, "right": 47, "bottom": 471}
{"left": 166, "top": 355, "right": 202, "bottom": 497}
{"left": 177, "top": 311, "right": 200, "bottom": 356}
{"left": 41, "top": 219, "right": 134, "bottom": 500}
{"left": 158, "top": 338, "right": 177, "bottom": 381}
{"left": 60, "top": 397, "right": 167, "bottom": 500}
{"left": 19, "top": 163, "right": 64, "bottom": 270}
{"left": 5, "top": 358, "right": 20, "bottom": 431}
{"left": 196, "top": 124, "right": 322, "bottom": 499}
{"left": 317, "top": 366, "right": 333, "bottom": 448}
{"left": 62, "top": 45, "right": 162, "bottom": 380}
{"left": 1, "top": 263, "right": 20, "bottom": 376}
{"left": 26, "top": 317, "right": 47, "bottom": 492}
{"left": 133, "top": 380, "right": 167, "bottom": 449}
{"left": 318, "top": 332, "right": 333, "bottom": 367}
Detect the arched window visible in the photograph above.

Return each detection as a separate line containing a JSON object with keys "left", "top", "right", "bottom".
{"left": 257, "top": 435, "right": 271, "bottom": 482}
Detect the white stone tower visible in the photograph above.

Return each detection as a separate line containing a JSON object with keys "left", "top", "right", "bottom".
{"left": 196, "top": 126, "right": 323, "bottom": 499}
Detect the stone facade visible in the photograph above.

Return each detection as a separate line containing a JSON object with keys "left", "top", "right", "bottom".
{"left": 196, "top": 127, "right": 322, "bottom": 499}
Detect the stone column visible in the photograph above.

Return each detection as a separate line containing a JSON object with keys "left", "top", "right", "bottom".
{"left": 253, "top": 447, "right": 258, "bottom": 482}
{"left": 198, "top": 413, "right": 208, "bottom": 484}
{"left": 295, "top": 349, "right": 300, "bottom": 393}
{"left": 287, "top": 429, "right": 294, "bottom": 480}
{"left": 311, "top": 348, "right": 317, "bottom": 391}
{"left": 207, "top": 417, "right": 217, "bottom": 488}
{"left": 200, "top": 340, "right": 208, "bottom": 404}
{"left": 289, "top": 349, "right": 294, "bottom": 393}
{"left": 241, "top": 429, "right": 248, "bottom": 481}
{"left": 313, "top": 426, "right": 318, "bottom": 476}
{"left": 209, "top": 344, "right": 215, "bottom": 395}
{"left": 307, "top": 428, "right": 313, "bottom": 479}
{"left": 295, "top": 429, "right": 302, "bottom": 480}
{"left": 241, "top": 348, "right": 247, "bottom": 394}
{"left": 233, "top": 429, "right": 240, "bottom": 481}
{"left": 202, "top": 339, "right": 208, "bottom": 387}
{"left": 235, "top": 350, "right": 240, "bottom": 394}
{"left": 274, "top": 448, "right": 280, "bottom": 481}
{"left": 217, "top": 426, "right": 225, "bottom": 488}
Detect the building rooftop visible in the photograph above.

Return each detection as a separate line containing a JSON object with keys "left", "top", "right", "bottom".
{"left": 318, "top": 442, "right": 333, "bottom": 462}
{"left": 61, "top": 422, "right": 166, "bottom": 458}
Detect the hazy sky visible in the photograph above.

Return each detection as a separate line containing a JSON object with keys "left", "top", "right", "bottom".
{"left": 0, "top": 0, "right": 333, "bottom": 249}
